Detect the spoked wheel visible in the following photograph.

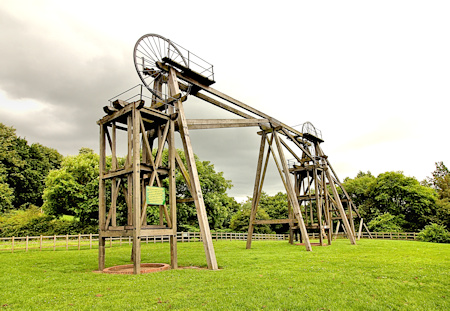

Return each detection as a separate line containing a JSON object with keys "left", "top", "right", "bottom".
{"left": 301, "top": 122, "right": 319, "bottom": 158}
{"left": 133, "top": 34, "right": 187, "bottom": 101}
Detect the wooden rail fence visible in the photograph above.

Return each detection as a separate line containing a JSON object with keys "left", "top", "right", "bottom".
{"left": 0, "top": 231, "right": 418, "bottom": 253}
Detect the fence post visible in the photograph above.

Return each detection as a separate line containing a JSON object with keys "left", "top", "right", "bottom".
{"left": 26, "top": 236, "right": 29, "bottom": 252}
{"left": 40, "top": 235, "right": 43, "bottom": 251}
{"left": 53, "top": 235, "right": 56, "bottom": 251}
{"left": 11, "top": 236, "right": 14, "bottom": 253}
{"left": 66, "top": 235, "right": 69, "bottom": 250}
{"left": 89, "top": 233, "right": 92, "bottom": 249}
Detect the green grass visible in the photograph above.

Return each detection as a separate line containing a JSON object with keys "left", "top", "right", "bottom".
{"left": 0, "top": 239, "right": 449, "bottom": 310}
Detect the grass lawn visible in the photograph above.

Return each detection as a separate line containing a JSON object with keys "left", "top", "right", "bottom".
{"left": 0, "top": 239, "right": 449, "bottom": 310}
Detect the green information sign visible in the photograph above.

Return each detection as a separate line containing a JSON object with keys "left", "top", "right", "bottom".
{"left": 146, "top": 186, "right": 166, "bottom": 205}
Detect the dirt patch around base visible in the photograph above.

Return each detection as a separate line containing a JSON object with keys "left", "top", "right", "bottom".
{"left": 96, "top": 264, "right": 210, "bottom": 274}
{"left": 102, "top": 263, "right": 171, "bottom": 274}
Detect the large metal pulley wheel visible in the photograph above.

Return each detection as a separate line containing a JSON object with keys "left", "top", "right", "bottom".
{"left": 133, "top": 34, "right": 187, "bottom": 100}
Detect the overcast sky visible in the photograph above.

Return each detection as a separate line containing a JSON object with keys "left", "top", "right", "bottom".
{"left": 0, "top": 0, "right": 449, "bottom": 201}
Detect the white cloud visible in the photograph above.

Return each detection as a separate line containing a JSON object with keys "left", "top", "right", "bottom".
{"left": 0, "top": 0, "right": 449, "bottom": 197}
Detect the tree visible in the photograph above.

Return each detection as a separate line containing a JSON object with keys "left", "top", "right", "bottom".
{"left": 367, "top": 212, "right": 402, "bottom": 232}
{"left": 417, "top": 223, "right": 450, "bottom": 243}
{"left": 344, "top": 171, "right": 437, "bottom": 231}
{"left": 160, "top": 149, "right": 240, "bottom": 231}
{"left": 258, "top": 192, "right": 289, "bottom": 233}
{"left": 343, "top": 171, "right": 376, "bottom": 216}
{"left": 0, "top": 124, "right": 22, "bottom": 212}
{"left": 42, "top": 148, "right": 238, "bottom": 231}
{"left": 229, "top": 200, "right": 273, "bottom": 233}
{"left": 0, "top": 123, "right": 62, "bottom": 211}
{"left": 42, "top": 148, "right": 100, "bottom": 227}
{"left": 425, "top": 162, "right": 450, "bottom": 228}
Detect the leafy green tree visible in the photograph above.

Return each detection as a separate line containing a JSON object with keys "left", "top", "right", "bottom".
{"left": 258, "top": 192, "right": 289, "bottom": 233}
{"left": 42, "top": 148, "right": 100, "bottom": 226}
{"left": 344, "top": 171, "right": 437, "bottom": 231}
{"left": 0, "top": 124, "right": 23, "bottom": 212}
{"left": 0, "top": 170, "right": 14, "bottom": 213}
{"left": 156, "top": 149, "right": 239, "bottom": 231}
{"left": 42, "top": 148, "right": 238, "bottom": 231}
{"left": 367, "top": 212, "right": 402, "bottom": 232}
{"left": 343, "top": 171, "right": 376, "bottom": 216}
{"left": 0, "top": 205, "right": 85, "bottom": 237}
{"left": 425, "top": 162, "right": 450, "bottom": 228}
{"left": 0, "top": 123, "right": 62, "bottom": 211}
{"left": 229, "top": 200, "right": 273, "bottom": 233}
{"left": 417, "top": 223, "right": 450, "bottom": 243}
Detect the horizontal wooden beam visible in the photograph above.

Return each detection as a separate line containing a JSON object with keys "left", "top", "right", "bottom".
{"left": 102, "top": 165, "right": 169, "bottom": 180}
{"left": 186, "top": 119, "right": 269, "bottom": 130}
{"left": 99, "top": 227, "right": 176, "bottom": 237}
{"left": 253, "top": 219, "right": 298, "bottom": 225}
{"left": 176, "top": 198, "right": 195, "bottom": 203}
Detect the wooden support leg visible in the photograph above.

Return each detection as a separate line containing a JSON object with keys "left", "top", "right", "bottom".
{"left": 334, "top": 221, "right": 340, "bottom": 241}
{"left": 288, "top": 200, "right": 294, "bottom": 245}
{"left": 325, "top": 169, "right": 356, "bottom": 245}
{"left": 98, "top": 235, "right": 105, "bottom": 271}
{"left": 132, "top": 103, "right": 141, "bottom": 274}
{"left": 98, "top": 123, "right": 106, "bottom": 271}
{"left": 358, "top": 218, "right": 364, "bottom": 240}
{"left": 168, "top": 67, "right": 217, "bottom": 270}
{"left": 273, "top": 131, "right": 311, "bottom": 251}
{"left": 168, "top": 119, "right": 178, "bottom": 269}
{"left": 247, "top": 134, "right": 266, "bottom": 249}
{"left": 313, "top": 168, "right": 323, "bottom": 246}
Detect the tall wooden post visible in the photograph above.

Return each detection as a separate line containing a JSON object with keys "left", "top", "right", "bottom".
{"left": 132, "top": 103, "right": 142, "bottom": 274}
{"left": 246, "top": 134, "right": 266, "bottom": 249}
{"left": 168, "top": 117, "right": 178, "bottom": 269}
{"left": 325, "top": 168, "right": 356, "bottom": 245}
{"left": 273, "top": 130, "right": 312, "bottom": 251}
{"left": 167, "top": 67, "right": 218, "bottom": 270}
{"left": 98, "top": 124, "right": 106, "bottom": 271}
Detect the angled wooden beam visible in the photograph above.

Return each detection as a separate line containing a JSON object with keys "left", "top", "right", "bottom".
{"left": 325, "top": 168, "right": 356, "bottom": 245}
{"left": 149, "top": 120, "right": 170, "bottom": 186}
{"left": 138, "top": 111, "right": 161, "bottom": 187}
{"left": 281, "top": 128, "right": 316, "bottom": 163}
{"left": 280, "top": 138, "right": 302, "bottom": 163}
{"left": 246, "top": 133, "right": 266, "bottom": 249}
{"left": 266, "top": 133, "right": 289, "bottom": 192}
{"left": 167, "top": 67, "right": 218, "bottom": 270}
{"left": 156, "top": 61, "right": 304, "bottom": 137}
{"left": 177, "top": 81, "right": 257, "bottom": 120}
{"left": 175, "top": 151, "right": 192, "bottom": 191}
{"left": 106, "top": 179, "right": 121, "bottom": 230}
{"left": 273, "top": 130, "right": 312, "bottom": 251}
